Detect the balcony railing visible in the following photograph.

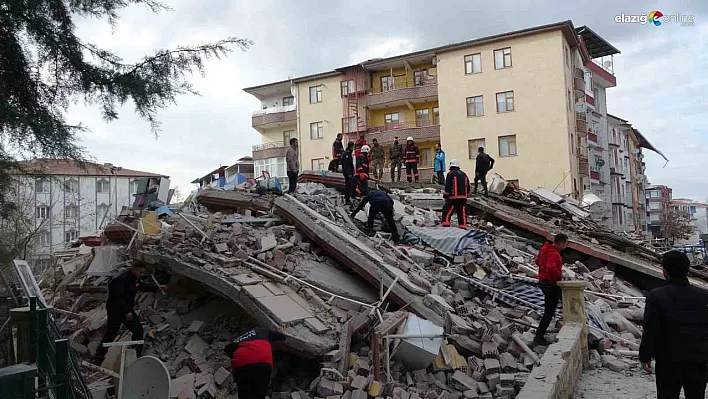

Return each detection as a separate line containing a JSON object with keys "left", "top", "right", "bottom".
{"left": 252, "top": 141, "right": 288, "bottom": 152}
{"left": 371, "top": 76, "right": 437, "bottom": 94}
{"left": 363, "top": 120, "right": 441, "bottom": 144}
{"left": 252, "top": 104, "right": 296, "bottom": 117}
{"left": 251, "top": 141, "right": 289, "bottom": 160}
{"left": 363, "top": 77, "right": 438, "bottom": 108}
{"left": 575, "top": 113, "right": 588, "bottom": 137}
{"left": 252, "top": 105, "right": 297, "bottom": 129}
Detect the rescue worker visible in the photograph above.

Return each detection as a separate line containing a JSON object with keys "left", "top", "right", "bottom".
{"left": 441, "top": 159, "right": 469, "bottom": 229}
{"left": 351, "top": 190, "right": 399, "bottom": 242}
{"left": 329, "top": 133, "right": 344, "bottom": 172}
{"left": 534, "top": 233, "right": 567, "bottom": 346}
{"left": 369, "top": 138, "right": 385, "bottom": 180}
{"left": 388, "top": 136, "right": 403, "bottom": 182}
{"left": 224, "top": 327, "right": 286, "bottom": 399}
{"left": 473, "top": 146, "right": 495, "bottom": 196}
{"left": 354, "top": 133, "right": 367, "bottom": 158}
{"left": 94, "top": 262, "right": 161, "bottom": 364}
{"left": 434, "top": 143, "right": 446, "bottom": 185}
{"left": 341, "top": 141, "right": 355, "bottom": 204}
{"left": 404, "top": 136, "right": 420, "bottom": 183}
{"left": 356, "top": 145, "right": 370, "bottom": 196}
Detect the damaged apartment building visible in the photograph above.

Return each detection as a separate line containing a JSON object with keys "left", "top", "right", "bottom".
{"left": 244, "top": 21, "right": 665, "bottom": 238}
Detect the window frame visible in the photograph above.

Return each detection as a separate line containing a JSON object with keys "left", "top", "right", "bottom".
{"left": 420, "top": 148, "right": 433, "bottom": 167}
{"left": 38, "top": 231, "right": 51, "bottom": 246}
{"left": 380, "top": 76, "right": 394, "bottom": 92}
{"left": 282, "top": 96, "right": 294, "bottom": 106}
{"left": 342, "top": 117, "right": 357, "bottom": 134}
{"left": 65, "top": 229, "right": 77, "bottom": 243}
{"left": 468, "top": 138, "right": 486, "bottom": 160}
{"left": 63, "top": 179, "right": 79, "bottom": 193}
{"left": 283, "top": 130, "right": 295, "bottom": 144}
{"left": 36, "top": 205, "right": 49, "bottom": 219}
{"left": 129, "top": 179, "right": 140, "bottom": 194}
{"left": 464, "top": 53, "right": 482, "bottom": 74}
{"left": 340, "top": 80, "right": 355, "bottom": 96}
{"left": 496, "top": 91, "right": 515, "bottom": 113}
{"left": 310, "top": 122, "right": 324, "bottom": 140}
{"left": 65, "top": 204, "right": 78, "bottom": 219}
{"left": 498, "top": 135, "right": 518, "bottom": 157}
{"left": 384, "top": 113, "right": 400, "bottom": 130}
{"left": 466, "top": 95, "right": 484, "bottom": 117}
{"left": 494, "top": 47, "right": 512, "bottom": 69}
{"left": 414, "top": 69, "right": 428, "bottom": 87}
{"left": 96, "top": 179, "right": 110, "bottom": 194}
{"left": 415, "top": 108, "right": 430, "bottom": 127}
{"left": 309, "top": 86, "right": 322, "bottom": 103}
{"left": 311, "top": 158, "right": 326, "bottom": 170}
{"left": 433, "top": 107, "right": 440, "bottom": 125}
{"left": 35, "top": 178, "right": 50, "bottom": 194}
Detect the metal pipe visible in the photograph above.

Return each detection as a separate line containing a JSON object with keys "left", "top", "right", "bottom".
{"left": 511, "top": 333, "right": 540, "bottom": 365}
{"left": 176, "top": 212, "right": 209, "bottom": 241}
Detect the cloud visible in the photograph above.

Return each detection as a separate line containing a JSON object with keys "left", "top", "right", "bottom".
{"left": 65, "top": 1, "right": 708, "bottom": 200}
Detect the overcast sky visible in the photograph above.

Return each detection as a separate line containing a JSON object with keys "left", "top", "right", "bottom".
{"left": 69, "top": 1, "right": 708, "bottom": 200}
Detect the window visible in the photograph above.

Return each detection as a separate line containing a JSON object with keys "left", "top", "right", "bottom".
{"left": 283, "top": 130, "right": 295, "bottom": 144}
{"left": 65, "top": 230, "right": 77, "bottom": 243}
{"left": 96, "top": 179, "right": 110, "bottom": 194}
{"left": 38, "top": 231, "right": 50, "bottom": 246}
{"left": 420, "top": 148, "right": 432, "bottom": 167}
{"left": 464, "top": 53, "right": 482, "bottom": 74}
{"left": 650, "top": 214, "right": 661, "bottom": 222}
{"left": 649, "top": 202, "right": 662, "bottom": 210}
{"left": 311, "top": 158, "right": 327, "bottom": 170}
{"left": 129, "top": 179, "right": 140, "bottom": 194}
{"left": 494, "top": 47, "right": 512, "bottom": 69}
{"left": 65, "top": 205, "right": 78, "bottom": 219}
{"left": 36, "top": 205, "right": 49, "bottom": 219}
{"left": 309, "top": 86, "right": 322, "bottom": 103}
{"left": 282, "top": 96, "right": 294, "bottom": 106}
{"left": 380, "top": 76, "right": 394, "bottom": 92}
{"left": 384, "top": 113, "right": 400, "bottom": 130}
{"left": 341, "top": 80, "right": 355, "bottom": 96}
{"left": 496, "top": 91, "right": 514, "bottom": 112}
{"left": 342, "top": 117, "right": 357, "bottom": 134}
{"left": 310, "top": 122, "right": 323, "bottom": 140}
{"left": 414, "top": 70, "right": 428, "bottom": 87}
{"left": 254, "top": 157, "right": 286, "bottom": 178}
{"left": 498, "top": 135, "right": 517, "bottom": 157}
{"left": 468, "top": 138, "right": 486, "bottom": 159}
{"left": 466, "top": 96, "right": 484, "bottom": 116}
{"left": 648, "top": 191, "right": 660, "bottom": 198}
{"left": 97, "top": 203, "right": 110, "bottom": 219}
{"left": 433, "top": 107, "right": 440, "bottom": 125}
{"left": 690, "top": 206, "right": 697, "bottom": 214}
{"left": 35, "top": 179, "right": 50, "bottom": 194}
{"left": 416, "top": 109, "right": 430, "bottom": 127}
{"left": 64, "top": 179, "right": 79, "bottom": 193}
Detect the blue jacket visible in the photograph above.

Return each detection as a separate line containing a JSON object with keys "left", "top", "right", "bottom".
{"left": 434, "top": 150, "right": 446, "bottom": 172}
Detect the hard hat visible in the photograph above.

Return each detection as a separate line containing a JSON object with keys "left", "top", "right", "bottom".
{"left": 406, "top": 136, "right": 414, "bottom": 142}
{"left": 449, "top": 159, "right": 460, "bottom": 168}
{"left": 361, "top": 145, "right": 371, "bottom": 153}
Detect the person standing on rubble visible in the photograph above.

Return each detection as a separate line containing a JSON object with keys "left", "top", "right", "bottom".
{"left": 225, "top": 327, "right": 287, "bottom": 399}
{"left": 404, "top": 136, "right": 420, "bottom": 183}
{"left": 440, "top": 159, "right": 468, "bottom": 229}
{"left": 356, "top": 145, "right": 371, "bottom": 197}
{"left": 341, "top": 141, "right": 355, "bottom": 204}
{"left": 351, "top": 190, "right": 399, "bottom": 242}
{"left": 94, "top": 262, "right": 162, "bottom": 364}
{"left": 639, "top": 250, "right": 708, "bottom": 399}
{"left": 329, "top": 133, "right": 344, "bottom": 172}
{"left": 389, "top": 136, "right": 403, "bottom": 182}
{"left": 286, "top": 138, "right": 299, "bottom": 194}
{"left": 369, "top": 138, "right": 385, "bottom": 180}
{"left": 534, "top": 233, "right": 567, "bottom": 346}
{"left": 354, "top": 132, "right": 367, "bottom": 158}
{"left": 434, "top": 143, "right": 446, "bottom": 185}
{"left": 473, "top": 146, "right": 495, "bottom": 196}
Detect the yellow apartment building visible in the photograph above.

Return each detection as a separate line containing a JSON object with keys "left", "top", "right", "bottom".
{"left": 244, "top": 21, "right": 622, "bottom": 198}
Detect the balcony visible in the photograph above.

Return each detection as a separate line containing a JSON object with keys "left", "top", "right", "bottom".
{"left": 252, "top": 141, "right": 289, "bottom": 161}
{"left": 587, "top": 132, "right": 599, "bottom": 146}
{"left": 578, "top": 155, "right": 590, "bottom": 175}
{"left": 363, "top": 77, "right": 438, "bottom": 109}
{"left": 573, "top": 68, "right": 585, "bottom": 100}
{"left": 575, "top": 113, "right": 588, "bottom": 137}
{"left": 610, "top": 167, "right": 623, "bottom": 176}
{"left": 366, "top": 121, "right": 440, "bottom": 145}
{"left": 251, "top": 104, "right": 297, "bottom": 130}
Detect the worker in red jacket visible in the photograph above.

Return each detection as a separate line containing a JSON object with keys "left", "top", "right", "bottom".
{"left": 224, "top": 327, "right": 286, "bottom": 399}
{"left": 354, "top": 133, "right": 367, "bottom": 158}
{"left": 534, "top": 233, "right": 568, "bottom": 345}
{"left": 441, "top": 159, "right": 469, "bottom": 229}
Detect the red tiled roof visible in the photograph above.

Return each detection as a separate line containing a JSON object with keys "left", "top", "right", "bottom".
{"left": 17, "top": 158, "right": 167, "bottom": 178}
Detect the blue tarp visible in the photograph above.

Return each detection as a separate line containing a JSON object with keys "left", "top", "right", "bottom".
{"left": 406, "top": 227, "right": 488, "bottom": 256}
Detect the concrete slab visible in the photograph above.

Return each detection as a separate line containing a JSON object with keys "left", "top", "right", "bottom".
{"left": 243, "top": 284, "right": 275, "bottom": 299}
{"left": 305, "top": 318, "right": 329, "bottom": 334}
{"left": 184, "top": 335, "right": 209, "bottom": 356}
{"left": 298, "top": 260, "right": 378, "bottom": 304}
{"left": 231, "top": 274, "right": 262, "bottom": 286}
{"left": 255, "top": 295, "right": 313, "bottom": 325}
{"left": 263, "top": 282, "right": 285, "bottom": 296}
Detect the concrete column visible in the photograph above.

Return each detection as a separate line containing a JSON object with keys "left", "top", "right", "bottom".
{"left": 558, "top": 280, "right": 588, "bottom": 366}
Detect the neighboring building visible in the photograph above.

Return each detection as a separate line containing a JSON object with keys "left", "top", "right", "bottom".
{"left": 646, "top": 185, "right": 673, "bottom": 239}
{"left": 12, "top": 159, "right": 166, "bottom": 266}
{"left": 244, "top": 21, "right": 630, "bottom": 196}
{"left": 191, "top": 157, "right": 255, "bottom": 188}
{"left": 671, "top": 198, "right": 708, "bottom": 244}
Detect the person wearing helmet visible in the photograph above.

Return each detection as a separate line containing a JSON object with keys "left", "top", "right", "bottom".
{"left": 441, "top": 159, "right": 469, "bottom": 229}
{"left": 434, "top": 143, "right": 446, "bottom": 185}
{"left": 388, "top": 136, "right": 403, "bottom": 182}
{"left": 354, "top": 133, "right": 367, "bottom": 158}
{"left": 351, "top": 190, "right": 399, "bottom": 242}
{"left": 356, "top": 145, "right": 371, "bottom": 196}
{"left": 404, "top": 136, "right": 420, "bottom": 183}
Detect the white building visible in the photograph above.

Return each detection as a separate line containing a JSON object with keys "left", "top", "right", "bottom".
{"left": 13, "top": 159, "right": 166, "bottom": 266}
{"left": 607, "top": 114, "right": 634, "bottom": 232}
{"left": 671, "top": 198, "right": 708, "bottom": 244}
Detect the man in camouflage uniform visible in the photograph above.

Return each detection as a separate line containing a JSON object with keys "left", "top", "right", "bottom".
{"left": 388, "top": 136, "right": 403, "bottom": 182}
{"left": 369, "top": 138, "right": 385, "bottom": 180}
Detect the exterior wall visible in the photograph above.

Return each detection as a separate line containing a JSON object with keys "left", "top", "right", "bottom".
{"left": 369, "top": 101, "right": 440, "bottom": 128}
{"left": 261, "top": 125, "right": 296, "bottom": 145}
{"left": 371, "top": 63, "right": 436, "bottom": 93}
{"left": 436, "top": 30, "right": 573, "bottom": 192}
{"left": 258, "top": 92, "right": 295, "bottom": 110}
{"left": 297, "top": 75, "right": 344, "bottom": 171}
{"left": 646, "top": 185, "right": 672, "bottom": 239}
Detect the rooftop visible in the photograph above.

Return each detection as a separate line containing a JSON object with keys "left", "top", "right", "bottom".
{"left": 17, "top": 158, "right": 166, "bottom": 178}
{"left": 575, "top": 25, "right": 621, "bottom": 58}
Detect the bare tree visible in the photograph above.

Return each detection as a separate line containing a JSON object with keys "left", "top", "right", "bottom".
{"left": 665, "top": 208, "right": 696, "bottom": 243}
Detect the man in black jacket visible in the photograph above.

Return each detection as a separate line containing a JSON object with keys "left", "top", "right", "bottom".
{"left": 441, "top": 159, "right": 469, "bottom": 229}
{"left": 351, "top": 190, "right": 399, "bottom": 242}
{"left": 341, "top": 141, "right": 355, "bottom": 204}
{"left": 639, "top": 250, "right": 708, "bottom": 399}
{"left": 474, "top": 147, "right": 495, "bottom": 196}
{"left": 329, "top": 133, "right": 344, "bottom": 172}
{"left": 94, "top": 263, "right": 161, "bottom": 363}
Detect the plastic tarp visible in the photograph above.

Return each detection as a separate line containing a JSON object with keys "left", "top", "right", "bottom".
{"left": 407, "top": 227, "right": 487, "bottom": 256}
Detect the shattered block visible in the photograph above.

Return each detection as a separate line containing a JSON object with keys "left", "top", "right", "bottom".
{"left": 351, "top": 390, "right": 367, "bottom": 399}
{"left": 257, "top": 234, "right": 277, "bottom": 251}
{"left": 498, "top": 353, "right": 517, "bottom": 372}
{"left": 187, "top": 321, "right": 204, "bottom": 334}
{"left": 450, "top": 370, "right": 478, "bottom": 392}
{"left": 499, "top": 374, "right": 515, "bottom": 388}
{"left": 496, "top": 385, "right": 515, "bottom": 397}
{"left": 481, "top": 342, "right": 498, "bottom": 358}
{"left": 213, "top": 367, "right": 231, "bottom": 387}
{"left": 423, "top": 294, "right": 454, "bottom": 317}
{"left": 184, "top": 335, "right": 209, "bottom": 357}
{"left": 483, "top": 359, "right": 500, "bottom": 374}
{"left": 317, "top": 379, "right": 343, "bottom": 397}
{"left": 350, "top": 375, "right": 368, "bottom": 390}
{"left": 485, "top": 373, "right": 500, "bottom": 391}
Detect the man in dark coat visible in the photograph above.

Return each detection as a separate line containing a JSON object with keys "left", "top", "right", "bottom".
{"left": 341, "top": 141, "right": 355, "bottom": 204}
{"left": 474, "top": 146, "right": 495, "bottom": 196}
{"left": 351, "top": 190, "right": 399, "bottom": 242}
{"left": 639, "top": 250, "right": 708, "bottom": 399}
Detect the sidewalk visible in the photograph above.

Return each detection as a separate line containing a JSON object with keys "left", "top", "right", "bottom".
{"left": 574, "top": 368, "right": 656, "bottom": 399}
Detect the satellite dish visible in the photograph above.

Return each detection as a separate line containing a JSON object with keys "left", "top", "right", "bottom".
{"left": 123, "top": 356, "right": 170, "bottom": 399}
{"left": 596, "top": 158, "right": 605, "bottom": 167}
{"left": 603, "top": 60, "right": 613, "bottom": 69}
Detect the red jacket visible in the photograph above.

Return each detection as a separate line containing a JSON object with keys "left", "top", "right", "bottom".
{"left": 536, "top": 242, "right": 563, "bottom": 284}
{"left": 224, "top": 327, "right": 286, "bottom": 369}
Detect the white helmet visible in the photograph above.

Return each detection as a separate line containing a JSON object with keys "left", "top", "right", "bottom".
{"left": 361, "top": 145, "right": 371, "bottom": 153}
{"left": 406, "top": 136, "right": 414, "bottom": 142}
{"left": 449, "top": 159, "right": 460, "bottom": 168}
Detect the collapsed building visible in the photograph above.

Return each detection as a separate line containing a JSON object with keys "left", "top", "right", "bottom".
{"left": 1, "top": 174, "right": 687, "bottom": 399}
